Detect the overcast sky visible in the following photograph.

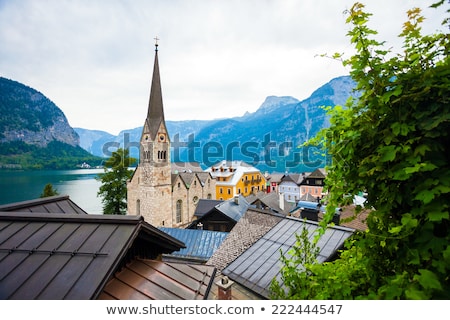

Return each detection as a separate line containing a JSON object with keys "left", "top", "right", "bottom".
{"left": 0, "top": 0, "right": 447, "bottom": 135}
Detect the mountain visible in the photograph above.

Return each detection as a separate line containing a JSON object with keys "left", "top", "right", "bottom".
{"left": 0, "top": 77, "right": 101, "bottom": 169}
{"left": 0, "top": 77, "right": 79, "bottom": 147}
{"left": 74, "top": 127, "right": 116, "bottom": 157}
{"left": 78, "top": 75, "right": 357, "bottom": 172}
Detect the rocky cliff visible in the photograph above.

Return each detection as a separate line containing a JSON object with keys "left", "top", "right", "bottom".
{"left": 0, "top": 77, "right": 79, "bottom": 147}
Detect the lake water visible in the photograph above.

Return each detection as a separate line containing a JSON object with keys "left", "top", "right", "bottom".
{"left": 0, "top": 169, "right": 104, "bottom": 214}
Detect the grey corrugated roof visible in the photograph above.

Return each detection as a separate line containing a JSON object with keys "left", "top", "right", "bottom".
{"left": 215, "top": 195, "right": 250, "bottom": 222}
{"left": 0, "top": 195, "right": 88, "bottom": 214}
{"left": 222, "top": 217, "right": 354, "bottom": 299}
{"left": 0, "top": 211, "right": 185, "bottom": 299}
{"left": 159, "top": 227, "right": 228, "bottom": 262}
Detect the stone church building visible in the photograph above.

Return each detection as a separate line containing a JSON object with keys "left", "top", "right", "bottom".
{"left": 127, "top": 42, "right": 215, "bottom": 228}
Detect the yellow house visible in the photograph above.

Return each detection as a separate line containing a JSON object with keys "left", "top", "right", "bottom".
{"left": 205, "top": 160, "right": 266, "bottom": 200}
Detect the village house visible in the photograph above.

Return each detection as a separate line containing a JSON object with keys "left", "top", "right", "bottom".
{"left": 205, "top": 160, "right": 266, "bottom": 200}
{"left": 278, "top": 172, "right": 306, "bottom": 203}
{"left": 264, "top": 172, "right": 285, "bottom": 193}
{"left": 278, "top": 168, "right": 327, "bottom": 203}
{"left": 246, "top": 191, "right": 293, "bottom": 215}
{"left": 299, "top": 167, "right": 327, "bottom": 200}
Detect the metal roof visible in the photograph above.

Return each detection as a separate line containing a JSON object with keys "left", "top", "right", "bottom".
{"left": 222, "top": 217, "right": 354, "bottom": 299}
{"left": 0, "top": 211, "right": 185, "bottom": 299}
{"left": 99, "top": 259, "right": 216, "bottom": 300}
{"left": 215, "top": 195, "right": 250, "bottom": 222}
{"left": 246, "top": 191, "right": 293, "bottom": 214}
{"left": 194, "top": 199, "right": 223, "bottom": 217}
{"left": 159, "top": 227, "right": 228, "bottom": 262}
{"left": 294, "top": 200, "right": 324, "bottom": 212}
{"left": 0, "top": 194, "right": 88, "bottom": 214}
{"left": 306, "top": 168, "right": 327, "bottom": 179}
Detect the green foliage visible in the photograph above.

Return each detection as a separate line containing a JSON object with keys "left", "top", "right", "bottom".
{"left": 270, "top": 225, "right": 320, "bottom": 299}
{"left": 40, "top": 183, "right": 59, "bottom": 198}
{"left": 96, "top": 148, "right": 135, "bottom": 215}
{"left": 272, "top": 2, "right": 450, "bottom": 299}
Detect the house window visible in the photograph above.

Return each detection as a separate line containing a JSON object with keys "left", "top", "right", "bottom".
{"left": 176, "top": 200, "right": 182, "bottom": 223}
{"left": 219, "top": 188, "right": 223, "bottom": 194}
{"left": 227, "top": 189, "right": 231, "bottom": 195}
{"left": 207, "top": 193, "right": 212, "bottom": 199}
{"left": 238, "top": 188, "right": 241, "bottom": 194}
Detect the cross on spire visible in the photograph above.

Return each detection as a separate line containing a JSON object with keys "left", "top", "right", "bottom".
{"left": 154, "top": 36, "right": 159, "bottom": 51}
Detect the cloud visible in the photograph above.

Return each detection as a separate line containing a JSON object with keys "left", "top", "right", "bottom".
{"left": 0, "top": 0, "right": 447, "bottom": 135}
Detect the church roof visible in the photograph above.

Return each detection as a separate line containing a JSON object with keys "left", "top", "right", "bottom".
{"left": 144, "top": 44, "right": 167, "bottom": 141}
{"left": 171, "top": 162, "right": 203, "bottom": 173}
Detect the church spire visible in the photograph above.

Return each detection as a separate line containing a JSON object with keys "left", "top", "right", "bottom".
{"left": 145, "top": 37, "right": 165, "bottom": 140}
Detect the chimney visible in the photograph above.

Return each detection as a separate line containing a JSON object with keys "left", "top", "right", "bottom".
{"left": 216, "top": 276, "right": 234, "bottom": 300}
{"left": 279, "top": 192, "right": 285, "bottom": 211}
{"left": 234, "top": 194, "right": 239, "bottom": 205}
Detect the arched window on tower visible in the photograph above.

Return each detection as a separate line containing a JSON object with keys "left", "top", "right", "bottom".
{"left": 176, "top": 200, "right": 182, "bottom": 223}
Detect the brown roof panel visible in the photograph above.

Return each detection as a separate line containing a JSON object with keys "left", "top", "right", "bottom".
{"left": 100, "top": 259, "right": 216, "bottom": 300}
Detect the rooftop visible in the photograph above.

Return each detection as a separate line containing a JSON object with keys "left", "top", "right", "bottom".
{"left": 0, "top": 211, "right": 184, "bottom": 299}
{"left": 222, "top": 216, "right": 355, "bottom": 299}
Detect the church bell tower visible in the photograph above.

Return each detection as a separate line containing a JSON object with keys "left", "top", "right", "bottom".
{"left": 127, "top": 39, "right": 173, "bottom": 227}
